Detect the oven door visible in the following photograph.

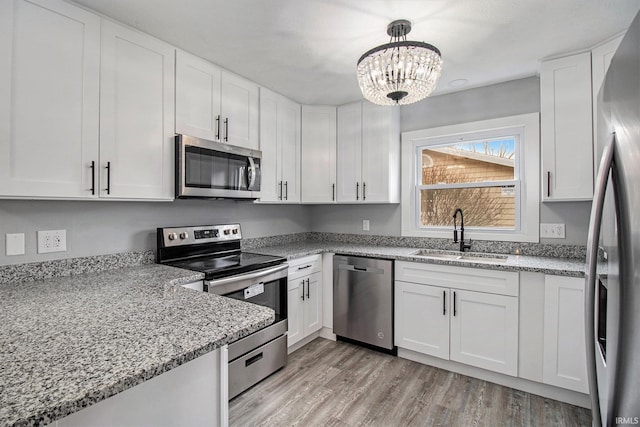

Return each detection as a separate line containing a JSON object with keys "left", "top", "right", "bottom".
{"left": 206, "top": 263, "right": 288, "bottom": 399}
{"left": 176, "top": 134, "right": 261, "bottom": 199}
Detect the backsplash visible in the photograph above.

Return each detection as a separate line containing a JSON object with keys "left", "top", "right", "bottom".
{"left": 0, "top": 250, "right": 155, "bottom": 285}
{"left": 245, "top": 232, "right": 587, "bottom": 260}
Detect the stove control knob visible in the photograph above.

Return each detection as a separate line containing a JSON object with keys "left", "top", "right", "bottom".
{"left": 168, "top": 232, "right": 178, "bottom": 241}
{"left": 213, "top": 230, "right": 220, "bottom": 237}
{"left": 232, "top": 229, "right": 238, "bottom": 234}
{"left": 224, "top": 229, "right": 231, "bottom": 235}
{"left": 179, "top": 232, "right": 188, "bottom": 240}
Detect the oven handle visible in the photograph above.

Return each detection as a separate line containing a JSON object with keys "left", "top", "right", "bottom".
{"left": 206, "top": 263, "right": 288, "bottom": 293}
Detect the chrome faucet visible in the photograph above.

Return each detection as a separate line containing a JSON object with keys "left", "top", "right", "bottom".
{"left": 453, "top": 208, "right": 472, "bottom": 252}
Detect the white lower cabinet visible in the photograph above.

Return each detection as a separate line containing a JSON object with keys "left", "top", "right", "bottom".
{"left": 542, "top": 275, "right": 589, "bottom": 393}
{"left": 287, "top": 255, "right": 323, "bottom": 347}
{"left": 449, "top": 289, "right": 518, "bottom": 375}
{"left": 395, "top": 281, "right": 449, "bottom": 359}
{"left": 395, "top": 261, "right": 519, "bottom": 377}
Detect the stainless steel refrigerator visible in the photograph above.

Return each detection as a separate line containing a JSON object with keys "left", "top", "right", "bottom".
{"left": 586, "top": 10, "right": 640, "bottom": 427}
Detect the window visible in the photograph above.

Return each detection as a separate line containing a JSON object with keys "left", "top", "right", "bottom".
{"left": 401, "top": 113, "right": 540, "bottom": 242}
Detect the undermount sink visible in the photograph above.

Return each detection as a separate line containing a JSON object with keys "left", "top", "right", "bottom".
{"left": 410, "top": 249, "right": 508, "bottom": 264}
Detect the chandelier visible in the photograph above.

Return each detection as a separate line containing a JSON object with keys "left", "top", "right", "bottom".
{"left": 357, "top": 20, "right": 443, "bottom": 106}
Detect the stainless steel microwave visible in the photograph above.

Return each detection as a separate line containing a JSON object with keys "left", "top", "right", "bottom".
{"left": 175, "top": 134, "right": 261, "bottom": 199}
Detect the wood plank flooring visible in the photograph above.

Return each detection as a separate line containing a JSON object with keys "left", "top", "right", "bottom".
{"left": 229, "top": 338, "right": 591, "bottom": 427}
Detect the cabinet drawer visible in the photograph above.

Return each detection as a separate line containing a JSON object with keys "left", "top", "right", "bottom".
{"left": 288, "top": 254, "right": 322, "bottom": 280}
{"left": 395, "top": 261, "right": 519, "bottom": 297}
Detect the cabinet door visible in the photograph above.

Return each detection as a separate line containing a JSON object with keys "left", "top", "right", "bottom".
{"left": 0, "top": 0, "right": 100, "bottom": 198}
{"left": 175, "top": 50, "right": 222, "bottom": 141}
{"left": 450, "top": 289, "right": 518, "bottom": 376}
{"left": 301, "top": 106, "right": 337, "bottom": 203}
{"left": 540, "top": 52, "right": 593, "bottom": 201}
{"left": 542, "top": 275, "right": 588, "bottom": 393}
{"left": 279, "top": 97, "right": 301, "bottom": 203}
{"left": 592, "top": 36, "right": 623, "bottom": 176}
{"left": 258, "top": 88, "right": 280, "bottom": 202}
{"left": 395, "top": 281, "right": 450, "bottom": 359}
{"left": 100, "top": 20, "right": 175, "bottom": 200}
{"left": 287, "top": 281, "right": 303, "bottom": 347}
{"left": 302, "top": 271, "right": 323, "bottom": 336}
{"left": 336, "top": 102, "right": 362, "bottom": 202}
{"left": 220, "top": 71, "right": 259, "bottom": 150}
{"left": 361, "top": 103, "right": 400, "bottom": 203}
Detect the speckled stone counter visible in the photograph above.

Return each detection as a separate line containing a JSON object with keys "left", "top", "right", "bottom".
{"left": 249, "top": 241, "right": 586, "bottom": 277}
{"left": 0, "top": 264, "right": 275, "bottom": 427}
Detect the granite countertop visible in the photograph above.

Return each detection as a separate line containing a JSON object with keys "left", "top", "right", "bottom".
{"left": 249, "top": 241, "right": 586, "bottom": 277}
{"left": 0, "top": 264, "right": 275, "bottom": 427}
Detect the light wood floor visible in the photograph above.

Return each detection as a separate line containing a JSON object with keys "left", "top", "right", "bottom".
{"left": 229, "top": 338, "right": 591, "bottom": 427}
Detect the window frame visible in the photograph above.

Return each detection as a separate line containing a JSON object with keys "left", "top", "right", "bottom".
{"left": 401, "top": 113, "right": 540, "bottom": 243}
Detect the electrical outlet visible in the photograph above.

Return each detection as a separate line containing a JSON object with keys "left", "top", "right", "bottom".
{"left": 6, "top": 233, "right": 25, "bottom": 256}
{"left": 540, "top": 223, "right": 565, "bottom": 239}
{"left": 37, "top": 229, "right": 67, "bottom": 253}
{"left": 362, "top": 220, "right": 370, "bottom": 231}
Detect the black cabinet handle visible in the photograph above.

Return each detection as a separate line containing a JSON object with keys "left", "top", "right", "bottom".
{"left": 306, "top": 278, "right": 310, "bottom": 299}
{"left": 105, "top": 161, "right": 111, "bottom": 195}
{"left": 90, "top": 161, "right": 96, "bottom": 195}
{"left": 279, "top": 181, "right": 283, "bottom": 200}
{"left": 245, "top": 352, "right": 263, "bottom": 367}
{"left": 443, "top": 290, "right": 446, "bottom": 316}
{"left": 356, "top": 182, "right": 359, "bottom": 200}
{"left": 224, "top": 118, "right": 229, "bottom": 142}
{"left": 332, "top": 183, "right": 335, "bottom": 201}
{"left": 284, "top": 181, "right": 288, "bottom": 200}
{"left": 453, "top": 291, "right": 457, "bottom": 316}
{"left": 547, "top": 171, "right": 551, "bottom": 198}
{"left": 301, "top": 279, "right": 305, "bottom": 301}
{"left": 363, "top": 182, "right": 366, "bottom": 200}
{"left": 216, "top": 115, "right": 221, "bottom": 140}
{"left": 297, "top": 265, "right": 312, "bottom": 270}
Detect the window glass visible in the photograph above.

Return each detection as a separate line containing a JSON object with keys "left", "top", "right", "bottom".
{"left": 419, "top": 186, "right": 516, "bottom": 228}
{"left": 421, "top": 137, "right": 516, "bottom": 185}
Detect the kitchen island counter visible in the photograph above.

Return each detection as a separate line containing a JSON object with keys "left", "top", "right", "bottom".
{"left": 0, "top": 264, "right": 274, "bottom": 426}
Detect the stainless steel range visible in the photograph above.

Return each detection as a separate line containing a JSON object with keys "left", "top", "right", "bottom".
{"left": 156, "top": 224, "right": 287, "bottom": 399}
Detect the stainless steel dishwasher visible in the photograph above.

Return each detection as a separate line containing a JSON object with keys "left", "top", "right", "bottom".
{"left": 333, "top": 255, "right": 395, "bottom": 353}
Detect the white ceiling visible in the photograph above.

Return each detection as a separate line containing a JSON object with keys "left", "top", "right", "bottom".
{"left": 72, "top": 0, "right": 640, "bottom": 106}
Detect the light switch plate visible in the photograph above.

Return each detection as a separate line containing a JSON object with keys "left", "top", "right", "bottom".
{"left": 362, "top": 220, "right": 370, "bottom": 231}
{"left": 540, "top": 223, "right": 565, "bottom": 239}
{"left": 37, "top": 229, "right": 67, "bottom": 253}
{"left": 6, "top": 233, "right": 25, "bottom": 256}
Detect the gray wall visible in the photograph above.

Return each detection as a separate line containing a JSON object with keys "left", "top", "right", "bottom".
{"left": 311, "top": 76, "right": 592, "bottom": 246}
{"left": 0, "top": 200, "right": 310, "bottom": 265}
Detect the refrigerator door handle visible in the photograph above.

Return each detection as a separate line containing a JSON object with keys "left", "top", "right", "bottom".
{"left": 585, "top": 132, "right": 616, "bottom": 427}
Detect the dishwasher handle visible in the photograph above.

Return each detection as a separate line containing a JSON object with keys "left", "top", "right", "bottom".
{"left": 337, "top": 263, "right": 385, "bottom": 274}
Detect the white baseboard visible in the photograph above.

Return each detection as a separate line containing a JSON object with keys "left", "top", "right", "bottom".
{"left": 398, "top": 348, "right": 591, "bottom": 409}
{"left": 319, "top": 327, "right": 336, "bottom": 341}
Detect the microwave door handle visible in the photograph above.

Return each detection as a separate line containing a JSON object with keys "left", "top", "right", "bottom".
{"left": 247, "top": 157, "right": 256, "bottom": 190}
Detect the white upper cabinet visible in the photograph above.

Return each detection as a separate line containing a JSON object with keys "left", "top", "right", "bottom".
{"left": 176, "top": 51, "right": 259, "bottom": 150}
{"left": 301, "top": 106, "right": 337, "bottom": 203}
{"left": 592, "top": 35, "right": 623, "bottom": 173}
{"left": 220, "top": 71, "right": 259, "bottom": 150}
{"left": 336, "top": 102, "right": 362, "bottom": 202}
{"left": 259, "top": 88, "right": 301, "bottom": 203}
{"left": 336, "top": 101, "right": 400, "bottom": 203}
{"left": 176, "top": 51, "right": 222, "bottom": 141}
{"left": 540, "top": 52, "right": 594, "bottom": 201}
{"left": 100, "top": 20, "right": 175, "bottom": 200}
{"left": 0, "top": 0, "right": 100, "bottom": 198}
